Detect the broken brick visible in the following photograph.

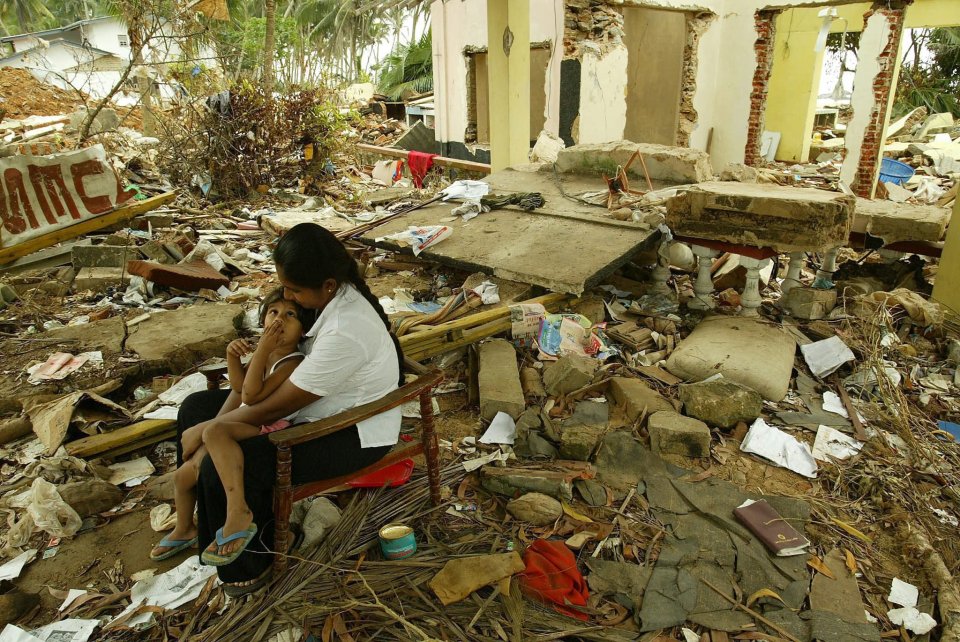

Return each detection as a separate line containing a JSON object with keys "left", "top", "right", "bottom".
{"left": 126, "top": 260, "right": 229, "bottom": 292}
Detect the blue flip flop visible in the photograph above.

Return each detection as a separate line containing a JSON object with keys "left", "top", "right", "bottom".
{"left": 150, "top": 535, "right": 198, "bottom": 561}
{"left": 201, "top": 523, "right": 258, "bottom": 566}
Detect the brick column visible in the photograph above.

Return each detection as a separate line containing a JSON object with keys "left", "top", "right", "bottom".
{"left": 743, "top": 10, "right": 779, "bottom": 167}
{"left": 850, "top": 3, "right": 909, "bottom": 197}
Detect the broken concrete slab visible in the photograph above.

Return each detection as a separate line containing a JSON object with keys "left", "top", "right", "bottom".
{"left": 58, "top": 479, "right": 124, "bottom": 518}
{"left": 139, "top": 240, "right": 176, "bottom": 264}
{"left": 809, "top": 549, "right": 868, "bottom": 625}
{"left": 478, "top": 339, "right": 524, "bottom": 420}
{"left": 665, "top": 316, "right": 796, "bottom": 402}
{"left": 481, "top": 463, "right": 594, "bottom": 501}
{"left": 852, "top": 198, "right": 950, "bottom": 244}
{"left": 506, "top": 492, "right": 562, "bottom": 526}
{"left": 361, "top": 168, "right": 658, "bottom": 295}
{"left": 648, "top": 411, "right": 710, "bottom": 458}
{"left": 125, "top": 303, "right": 243, "bottom": 371}
{"left": 71, "top": 244, "right": 136, "bottom": 268}
{"left": 42, "top": 315, "right": 126, "bottom": 353}
{"left": 782, "top": 286, "right": 838, "bottom": 320}
{"left": 126, "top": 260, "right": 230, "bottom": 292}
{"left": 915, "top": 112, "right": 954, "bottom": 140}
{"left": 560, "top": 401, "right": 609, "bottom": 460}
{"left": 543, "top": 355, "right": 598, "bottom": 396}
{"left": 679, "top": 379, "right": 762, "bottom": 429}
{"left": 73, "top": 267, "right": 130, "bottom": 292}
{"left": 666, "top": 182, "right": 854, "bottom": 252}
{"left": 608, "top": 377, "right": 674, "bottom": 422}
{"left": 555, "top": 140, "right": 713, "bottom": 184}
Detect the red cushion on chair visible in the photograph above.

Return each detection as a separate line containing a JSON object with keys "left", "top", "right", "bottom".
{"left": 519, "top": 539, "right": 590, "bottom": 620}
{"left": 346, "top": 458, "right": 415, "bottom": 488}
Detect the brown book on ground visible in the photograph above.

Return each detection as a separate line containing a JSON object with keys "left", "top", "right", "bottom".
{"left": 734, "top": 499, "right": 810, "bottom": 556}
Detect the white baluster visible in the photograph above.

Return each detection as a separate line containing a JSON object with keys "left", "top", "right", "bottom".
{"left": 739, "top": 256, "right": 763, "bottom": 316}
{"left": 688, "top": 244, "right": 719, "bottom": 310}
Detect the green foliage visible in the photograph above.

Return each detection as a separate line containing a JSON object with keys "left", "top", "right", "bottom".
{"left": 214, "top": 14, "right": 300, "bottom": 75}
{"left": 894, "top": 27, "right": 960, "bottom": 119}
{"left": 376, "top": 29, "right": 432, "bottom": 100}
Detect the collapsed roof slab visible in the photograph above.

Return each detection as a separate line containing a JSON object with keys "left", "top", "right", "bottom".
{"left": 666, "top": 181, "right": 854, "bottom": 253}
{"left": 359, "top": 168, "right": 659, "bottom": 295}
{"left": 852, "top": 199, "right": 951, "bottom": 246}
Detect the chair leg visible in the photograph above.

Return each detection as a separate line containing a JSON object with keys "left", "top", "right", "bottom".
{"left": 273, "top": 445, "right": 293, "bottom": 577}
{"left": 420, "top": 389, "right": 441, "bottom": 506}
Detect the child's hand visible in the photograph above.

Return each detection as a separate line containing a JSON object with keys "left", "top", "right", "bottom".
{"left": 256, "top": 320, "right": 284, "bottom": 353}
{"left": 227, "top": 339, "right": 253, "bottom": 358}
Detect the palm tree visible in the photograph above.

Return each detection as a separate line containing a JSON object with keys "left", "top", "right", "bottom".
{"left": 0, "top": 0, "right": 53, "bottom": 33}
{"left": 263, "top": 0, "right": 276, "bottom": 89}
{"left": 376, "top": 29, "right": 431, "bottom": 100}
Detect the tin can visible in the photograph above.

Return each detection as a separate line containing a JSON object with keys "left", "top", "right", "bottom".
{"left": 379, "top": 523, "right": 416, "bottom": 560}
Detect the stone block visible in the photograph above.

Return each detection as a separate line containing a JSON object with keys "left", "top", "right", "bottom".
{"left": 718, "top": 163, "right": 759, "bottom": 183}
{"left": 852, "top": 198, "right": 949, "bottom": 245}
{"left": 559, "top": 400, "right": 609, "bottom": 461}
{"left": 72, "top": 244, "right": 135, "bottom": 268}
{"left": 69, "top": 107, "right": 119, "bottom": 134}
{"left": 555, "top": 140, "right": 713, "bottom": 184}
{"left": 782, "top": 286, "right": 838, "bottom": 320}
{"left": 139, "top": 240, "right": 177, "bottom": 264}
{"left": 665, "top": 181, "right": 854, "bottom": 253}
{"left": 73, "top": 267, "right": 130, "bottom": 292}
{"left": 481, "top": 466, "right": 577, "bottom": 501}
{"left": 507, "top": 493, "right": 562, "bottom": 526}
{"left": 648, "top": 411, "right": 711, "bottom": 458}
{"left": 543, "top": 355, "right": 598, "bottom": 396}
{"left": 665, "top": 316, "right": 796, "bottom": 401}
{"left": 679, "top": 379, "right": 762, "bottom": 429}
{"left": 608, "top": 377, "right": 674, "bottom": 422}
{"left": 126, "top": 303, "right": 243, "bottom": 370}
{"left": 478, "top": 339, "right": 525, "bottom": 420}
{"left": 126, "top": 260, "right": 229, "bottom": 292}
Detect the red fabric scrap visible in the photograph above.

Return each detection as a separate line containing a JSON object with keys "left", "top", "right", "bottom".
{"left": 407, "top": 151, "right": 437, "bottom": 188}
{"left": 519, "top": 539, "right": 590, "bottom": 621}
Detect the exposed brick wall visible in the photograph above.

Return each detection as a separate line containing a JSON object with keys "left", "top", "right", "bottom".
{"left": 851, "top": 4, "right": 908, "bottom": 197}
{"left": 676, "top": 12, "right": 714, "bottom": 148}
{"left": 743, "top": 10, "right": 779, "bottom": 167}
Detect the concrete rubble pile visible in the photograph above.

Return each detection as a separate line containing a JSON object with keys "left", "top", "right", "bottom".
{"left": 0, "top": 106, "right": 957, "bottom": 642}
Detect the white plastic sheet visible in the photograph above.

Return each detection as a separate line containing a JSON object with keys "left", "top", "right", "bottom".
{"left": 740, "top": 419, "right": 818, "bottom": 478}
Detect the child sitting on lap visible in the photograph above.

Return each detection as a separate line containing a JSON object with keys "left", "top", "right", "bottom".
{"left": 150, "top": 288, "right": 308, "bottom": 562}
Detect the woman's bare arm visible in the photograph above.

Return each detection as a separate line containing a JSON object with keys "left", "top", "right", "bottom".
{"left": 214, "top": 380, "right": 319, "bottom": 427}
{"left": 241, "top": 358, "right": 303, "bottom": 406}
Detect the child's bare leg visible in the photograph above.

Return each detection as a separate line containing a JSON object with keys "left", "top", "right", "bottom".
{"left": 151, "top": 449, "right": 204, "bottom": 556}
{"left": 202, "top": 421, "right": 262, "bottom": 555}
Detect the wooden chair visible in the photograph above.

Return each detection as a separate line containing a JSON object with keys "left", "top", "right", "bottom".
{"left": 268, "top": 368, "right": 444, "bottom": 574}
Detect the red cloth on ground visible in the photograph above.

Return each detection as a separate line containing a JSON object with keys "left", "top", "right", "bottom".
{"left": 407, "top": 151, "right": 437, "bottom": 188}
{"left": 519, "top": 539, "right": 590, "bottom": 620}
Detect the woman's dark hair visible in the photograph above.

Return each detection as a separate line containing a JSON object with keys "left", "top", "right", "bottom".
{"left": 258, "top": 286, "right": 311, "bottom": 331}
{"left": 273, "top": 223, "right": 404, "bottom": 386}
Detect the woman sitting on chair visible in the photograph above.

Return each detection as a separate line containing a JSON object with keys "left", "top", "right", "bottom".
{"left": 169, "top": 222, "right": 403, "bottom": 597}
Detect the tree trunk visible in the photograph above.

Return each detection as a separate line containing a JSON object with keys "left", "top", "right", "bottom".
{"left": 263, "top": 0, "right": 277, "bottom": 91}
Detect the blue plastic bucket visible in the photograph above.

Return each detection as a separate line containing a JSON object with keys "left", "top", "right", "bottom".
{"left": 379, "top": 523, "right": 416, "bottom": 559}
{"left": 879, "top": 158, "right": 914, "bottom": 185}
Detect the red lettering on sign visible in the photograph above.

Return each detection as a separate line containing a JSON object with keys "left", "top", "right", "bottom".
{"left": 70, "top": 159, "right": 113, "bottom": 214}
{"left": 3, "top": 167, "right": 40, "bottom": 230}
{"left": 28, "top": 164, "right": 81, "bottom": 223}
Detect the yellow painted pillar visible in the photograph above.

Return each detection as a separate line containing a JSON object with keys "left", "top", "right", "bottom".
{"left": 486, "top": 0, "right": 530, "bottom": 172}
{"left": 764, "top": 9, "right": 825, "bottom": 163}
{"left": 932, "top": 199, "right": 960, "bottom": 316}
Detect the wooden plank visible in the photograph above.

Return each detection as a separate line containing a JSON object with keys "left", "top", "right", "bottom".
{"left": 357, "top": 143, "right": 491, "bottom": 174}
{"left": 0, "top": 192, "right": 177, "bottom": 264}
{"left": 65, "top": 419, "right": 176, "bottom": 458}
{"left": 100, "top": 429, "right": 177, "bottom": 459}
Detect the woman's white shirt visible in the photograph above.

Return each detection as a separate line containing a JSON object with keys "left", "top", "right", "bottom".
{"left": 288, "top": 284, "right": 401, "bottom": 448}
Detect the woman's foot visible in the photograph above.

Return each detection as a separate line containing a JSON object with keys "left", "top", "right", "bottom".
{"left": 150, "top": 527, "right": 198, "bottom": 560}
{"left": 205, "top": 508, "right": 253, "bottom": 559}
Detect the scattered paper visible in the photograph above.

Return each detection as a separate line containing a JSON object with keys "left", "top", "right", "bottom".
{"left": 479, "top": 412, "right": 517, "bottom": 445}
{"left": 58, "top": 589, "right": 88, "bottom": 612}
{"left": 108, "top": 557, "right": 218, "bottom": 629}
{"left": 888, "top": 577, "right": 919, "bottom": 608}
{"left": 0, "top": 548, "right": 37, "bottom": 581}
{"left": 510, "top": 303, "right": 546, "bottom": 348}
{"left": 681, "top": 629, "right": 699, "bottom": 642}
{"left": 27, "top": 352, "right": 100, "bottom": 384}
{"left": 812, "top": 425, "right": 864, "bottom": 461}
{"left": 376, "top": 226, "right": 452, "bottom": 256}
{"left": 30, "top": 618, "right": 99, "bottom": 642}
{"left": 470, "top": 281, "right": 500, "bottom": 305}
{"left": 741, "top": 418, "right": 818, "bottom": 478}
{"left": 0, "top": 626, "right": 43, "bottom": 642}
{"left": 107, "top": 457, "right": 156, "bottom": 486}
{"left": 150, "top": 504, "right": 177, "bottom": 532}
{"left": 158, "top": 372, "right": 209, "bottom": 405}
{"left": 888, "top": 607, "right": 937, "bottom": 635}
{"left": 801, "top": 336, "right": 856, "bottom": 378}
{"left": 821, "top": 391, "right": 867, "bottom": 423}
{"left": 462, "top": 449, "right": 511, "bottom": 472}
{"left": 932, "top": 508, "right": 959, "bottom": 527}
{"left": 440, "top": 179, "right": 490, "bottom": 201}
{"left": 143, "top": 406, "right": 179, "bottom": 421}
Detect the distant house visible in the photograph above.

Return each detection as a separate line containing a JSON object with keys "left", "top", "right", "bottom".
{"left": 0, "top": 15, "right": 213, "bottom": 104}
